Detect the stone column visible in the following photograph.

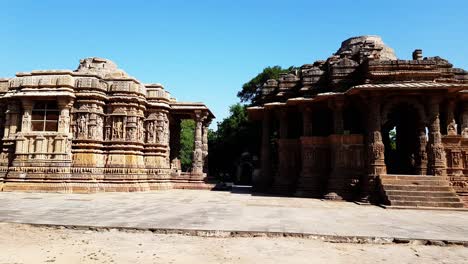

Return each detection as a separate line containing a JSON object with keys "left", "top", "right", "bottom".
{"left": 202, "top": 120, "right": 210, "bottom": 174}
{"left": 58, "top": 98, "right": 73, "bottom": 134}
{"left": 446, "top": 100, "right": 457, "bottom": 136}
{"left": 461, "top": 102, "right": 468, "bottom": 138}
{"left": 302, "top": 106, "right": 313, "bottom": 137}
{"left": 271, "top": 109, "right": 292, "bottom": 194}
{"left": 56, "top": 98, "right": 74, "bottom": 160}
{"left": 4, "top": 103, "right": 20, "bottom": 139}
{"left": 296, "top": 105, "right": 322, "bottom": 197}
{"left": 325, "top": 97, "right": 346, "bottom": 200}
{"left": 20, "top": 100, "right": 33, "bottom": 133}
{"left": 331, "top": 97, "right": 345, "bottom": 135}
{"left": 415, "top": 125, "right": 428, "bottom": 175}
{"left": 361, "top": 96, "right": 386, "bottom": 202}
{"left": 257, "top": 109, "right": 272, "bottom": 192}
{"left": 191, "top": 112, "right": 204, "bottom": 175}
{"left": 427, "top": 97, "right": 447, "bottom": 176}
{"left": 279, "top": 109, "right": 289, "bottom": 139}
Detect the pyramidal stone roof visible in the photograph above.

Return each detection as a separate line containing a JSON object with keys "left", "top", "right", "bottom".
{"left": 336, "top": 35, "right": 397, "bottom": 61}
{"left": 256, "top": 35, "right": 468, "bottom": 105}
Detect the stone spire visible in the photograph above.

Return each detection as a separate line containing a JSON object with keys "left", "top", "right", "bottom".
{"left": 75, "top": 57, "right": 128, "bottom": 78}
{"left": 336, "top": 35, "right": 397, "bottom": 61}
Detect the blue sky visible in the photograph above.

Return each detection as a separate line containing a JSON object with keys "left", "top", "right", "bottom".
{"left": 1, "top": 0, "right": 467, "bottom": 128}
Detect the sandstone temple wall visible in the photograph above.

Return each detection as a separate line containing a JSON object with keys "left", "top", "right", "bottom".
{"left": 0, "top": 58, "right": 214, "bottom": 193}
{"left": 248, "top": 35, "right": 468, "bottom": 205}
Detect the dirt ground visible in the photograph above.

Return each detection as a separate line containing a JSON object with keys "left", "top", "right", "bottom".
{"left": 0, "top": 223, "right": 466, "bottom": 264}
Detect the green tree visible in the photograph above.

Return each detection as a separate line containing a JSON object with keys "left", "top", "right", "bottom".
{"left": 208, "top": 104, "right": 260, "bottom": 180}
{"left": 237, "top": 66, "right": 295, "bottom": 105}
{"left": 180, "top": 119, "right": 195, "bottom": 171}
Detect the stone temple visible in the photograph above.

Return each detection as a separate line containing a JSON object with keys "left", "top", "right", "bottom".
{"left": 248, "top": 36, "right": 468, "bottom": 208}
{"left": 0, "top": 57, "right": 214, "bottom": 192}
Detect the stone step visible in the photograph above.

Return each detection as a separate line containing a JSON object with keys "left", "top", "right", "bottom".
{"left": 379, "top": 174, "right": 464, "bottom": 209}
{"left": 380, "top": 175, "right": 444, "bottom": 181}
{"left": 380, "top": 179, "right": 449, "bottom": 186}
{"left": 382, "top": 185, "right": 453, "bottom": 192}
{"left": 387, "top": 195, "right": 461, "bottom": 203}
{"left": 390, "top": 200, "right": 465, "bottom": 208}
{"left": 384, "top": 190, "right": 458, "bottom": 197}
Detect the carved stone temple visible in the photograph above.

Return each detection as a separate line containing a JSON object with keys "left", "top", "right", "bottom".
{"left": 248, "top": 36, "right": 468, "bottom": 208}
{"left": 0, "top": 57, "right": 214, "bottom": 192}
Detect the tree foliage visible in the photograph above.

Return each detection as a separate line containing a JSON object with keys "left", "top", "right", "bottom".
{"left": 237, "top": 65, "right": 295, "bottom": 104}
{"left": 180, "top": 119, "right": 195, "bottom": 171}
{"left": 208, "top": 104, "right": 260, "bottom": 179}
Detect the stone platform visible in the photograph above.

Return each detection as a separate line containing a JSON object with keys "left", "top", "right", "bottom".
{"left": 0, "top": 189, "right": 467, "bottom": 243}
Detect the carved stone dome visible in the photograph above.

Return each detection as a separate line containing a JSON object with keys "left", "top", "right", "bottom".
{"left": 76, "top": 57, "right": 128, "bottom": 78}
{"left": 336, "top": 35, "right": 397, "bottom": 61}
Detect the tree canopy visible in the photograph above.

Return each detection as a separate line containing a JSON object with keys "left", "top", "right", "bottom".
{"left": 178, "top": 66, "right": 295, "bottom": 180}
{"left": 208, "top": 103, "right": 260, "bottom": 180}
{"left": 179, "top": 119, "right": 195, "bottom": 172}
{"left": 237, "top": 66, "right": 295, "bottom": 105}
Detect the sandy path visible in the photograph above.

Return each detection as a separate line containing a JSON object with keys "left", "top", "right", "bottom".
{"left": 0, "top": 223, "right": 466, "bottom": 264}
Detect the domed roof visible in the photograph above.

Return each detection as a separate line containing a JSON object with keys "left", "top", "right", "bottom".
{"left": 75, "top": 57, "right": 128, "bottom": 78}
{"left": 336, "top": 35, "right": 397, "bottom": 61}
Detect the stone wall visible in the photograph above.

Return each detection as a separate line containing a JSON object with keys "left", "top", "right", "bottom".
{"left": 0, "top": 58, "right": 214, "bottom": 193}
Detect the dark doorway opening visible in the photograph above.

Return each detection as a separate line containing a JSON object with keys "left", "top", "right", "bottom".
{"left": 382, "top": 103, "right": 422, "bottom": 175}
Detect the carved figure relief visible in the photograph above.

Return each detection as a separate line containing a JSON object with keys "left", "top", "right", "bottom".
{"left": 127, "top": 127, "right": 137, "bottom": 141}
{"left": 138, "top": 119, "right": 144, "bottom": 142}
{"left": 371, "top": 142, "right": 385, "bottom": 161}
{"left": 89, "top": 125, "right": 96, "bottom": 138}
{"left": 462, "top": 128, "right": 468, "bottom": 138}
{"left": 113, "top": 118, "right": 123, "bottom": 139}
{"left": 96, "top": 116, "right": 103, "bottom": 140}
{"left": 22, "top": 111, "right": 31, "bottom": 131}
{"left": 58, "top": 115, "right": 70, "bottom": 132}
{"left": 452, "top": 152, "right": 462, "bottom": 168}
{"left": 78, "top": 115, "right": 87, "bottom": 136}
{"left": 147, "top": 121, "right": 155, "bottom": 142}
{"left": 447, "top": 121, "right": 457, "bottom": 136}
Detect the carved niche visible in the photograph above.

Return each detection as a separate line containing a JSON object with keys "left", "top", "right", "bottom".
{"left": 145, "top": 111, "right": 169, "bottom": 144}
{"left": 112, "top": 117, "right": 124, "bottom": 140}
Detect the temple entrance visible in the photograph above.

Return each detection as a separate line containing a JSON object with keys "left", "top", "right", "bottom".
{"left": 382, "top": 103, "right": 423, "bottom": 175}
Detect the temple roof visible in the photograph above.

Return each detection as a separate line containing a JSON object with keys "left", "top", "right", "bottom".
{"left": 0, "top": 57, "right": 215, "bottom": 120}
{"left": 336, "top": 35, "right": 397, "bottom": 61}
{"left": 255, "top": 35, "right": 468, "bottom": 106}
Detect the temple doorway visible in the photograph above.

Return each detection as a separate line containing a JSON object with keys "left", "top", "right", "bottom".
{"left": 382, "top": 103, "right": 423, "bottom": 175}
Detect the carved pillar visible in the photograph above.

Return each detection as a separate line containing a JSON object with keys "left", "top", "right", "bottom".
{"left": 330, "top": 97, "right": 345, "bottom": 135}
{"left": 461, "top": 102, "right": 468, "bottom": 138}
{"left": 58, "top": 98, "right": 73, "bottom": 134}
{"left": 427, "top": 97, "right": 447, "bottom": 176}
{"left": 57, "top": 98, "right": 74, "bottom": 160}
{"left": 257, "top": 109, "right": 272, "bottom": 192}
{"left": 415, "top": 125, "right": 428, "bottom": 175}
{"left": 302, "top": 106, "right": 313, "bottom": 137}
{"left": 296, "top": 129, "right": 330, "bottom": 197}
{"left": 202, "top": 121, "right": 210, "bottom": 174}
{"left": 271, "top": 109, "right": 294, "bottom": 194}
{"left": 361, "top": 97, "right": 386, "bottom": 202}
{"left": 20, "top": 100, "right": 33, "bottom": 133}
{"left": 4, "top": 103, "right": 20, "bottom": 139}
{"left": 192, "top": 112, "right": 204, "bottom": 175}
{"left": 325, "top": 97, "right": 346, "bottom": 200}
{"left": 279, "top": 109, "right": 288, "bottom": 139}
{"left": 446, "top": 100, "right": 457, "bottom": 136}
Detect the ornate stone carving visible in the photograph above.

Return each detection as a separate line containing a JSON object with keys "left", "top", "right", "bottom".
{"left": 0, "top": 57, "right": 214, "bottom": 193}
{"left": 96, "top": 116, "right": 103, "bottom": 140}
{"left": 113, "top": 118, "right": 124, "bottom": 139}
{"left": 78, "top": 115, "right": 87, "bottom": 135}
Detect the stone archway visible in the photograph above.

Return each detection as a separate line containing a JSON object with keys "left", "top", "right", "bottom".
{"left": 381, "top": 100, "right": 426, "bottom": 175}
